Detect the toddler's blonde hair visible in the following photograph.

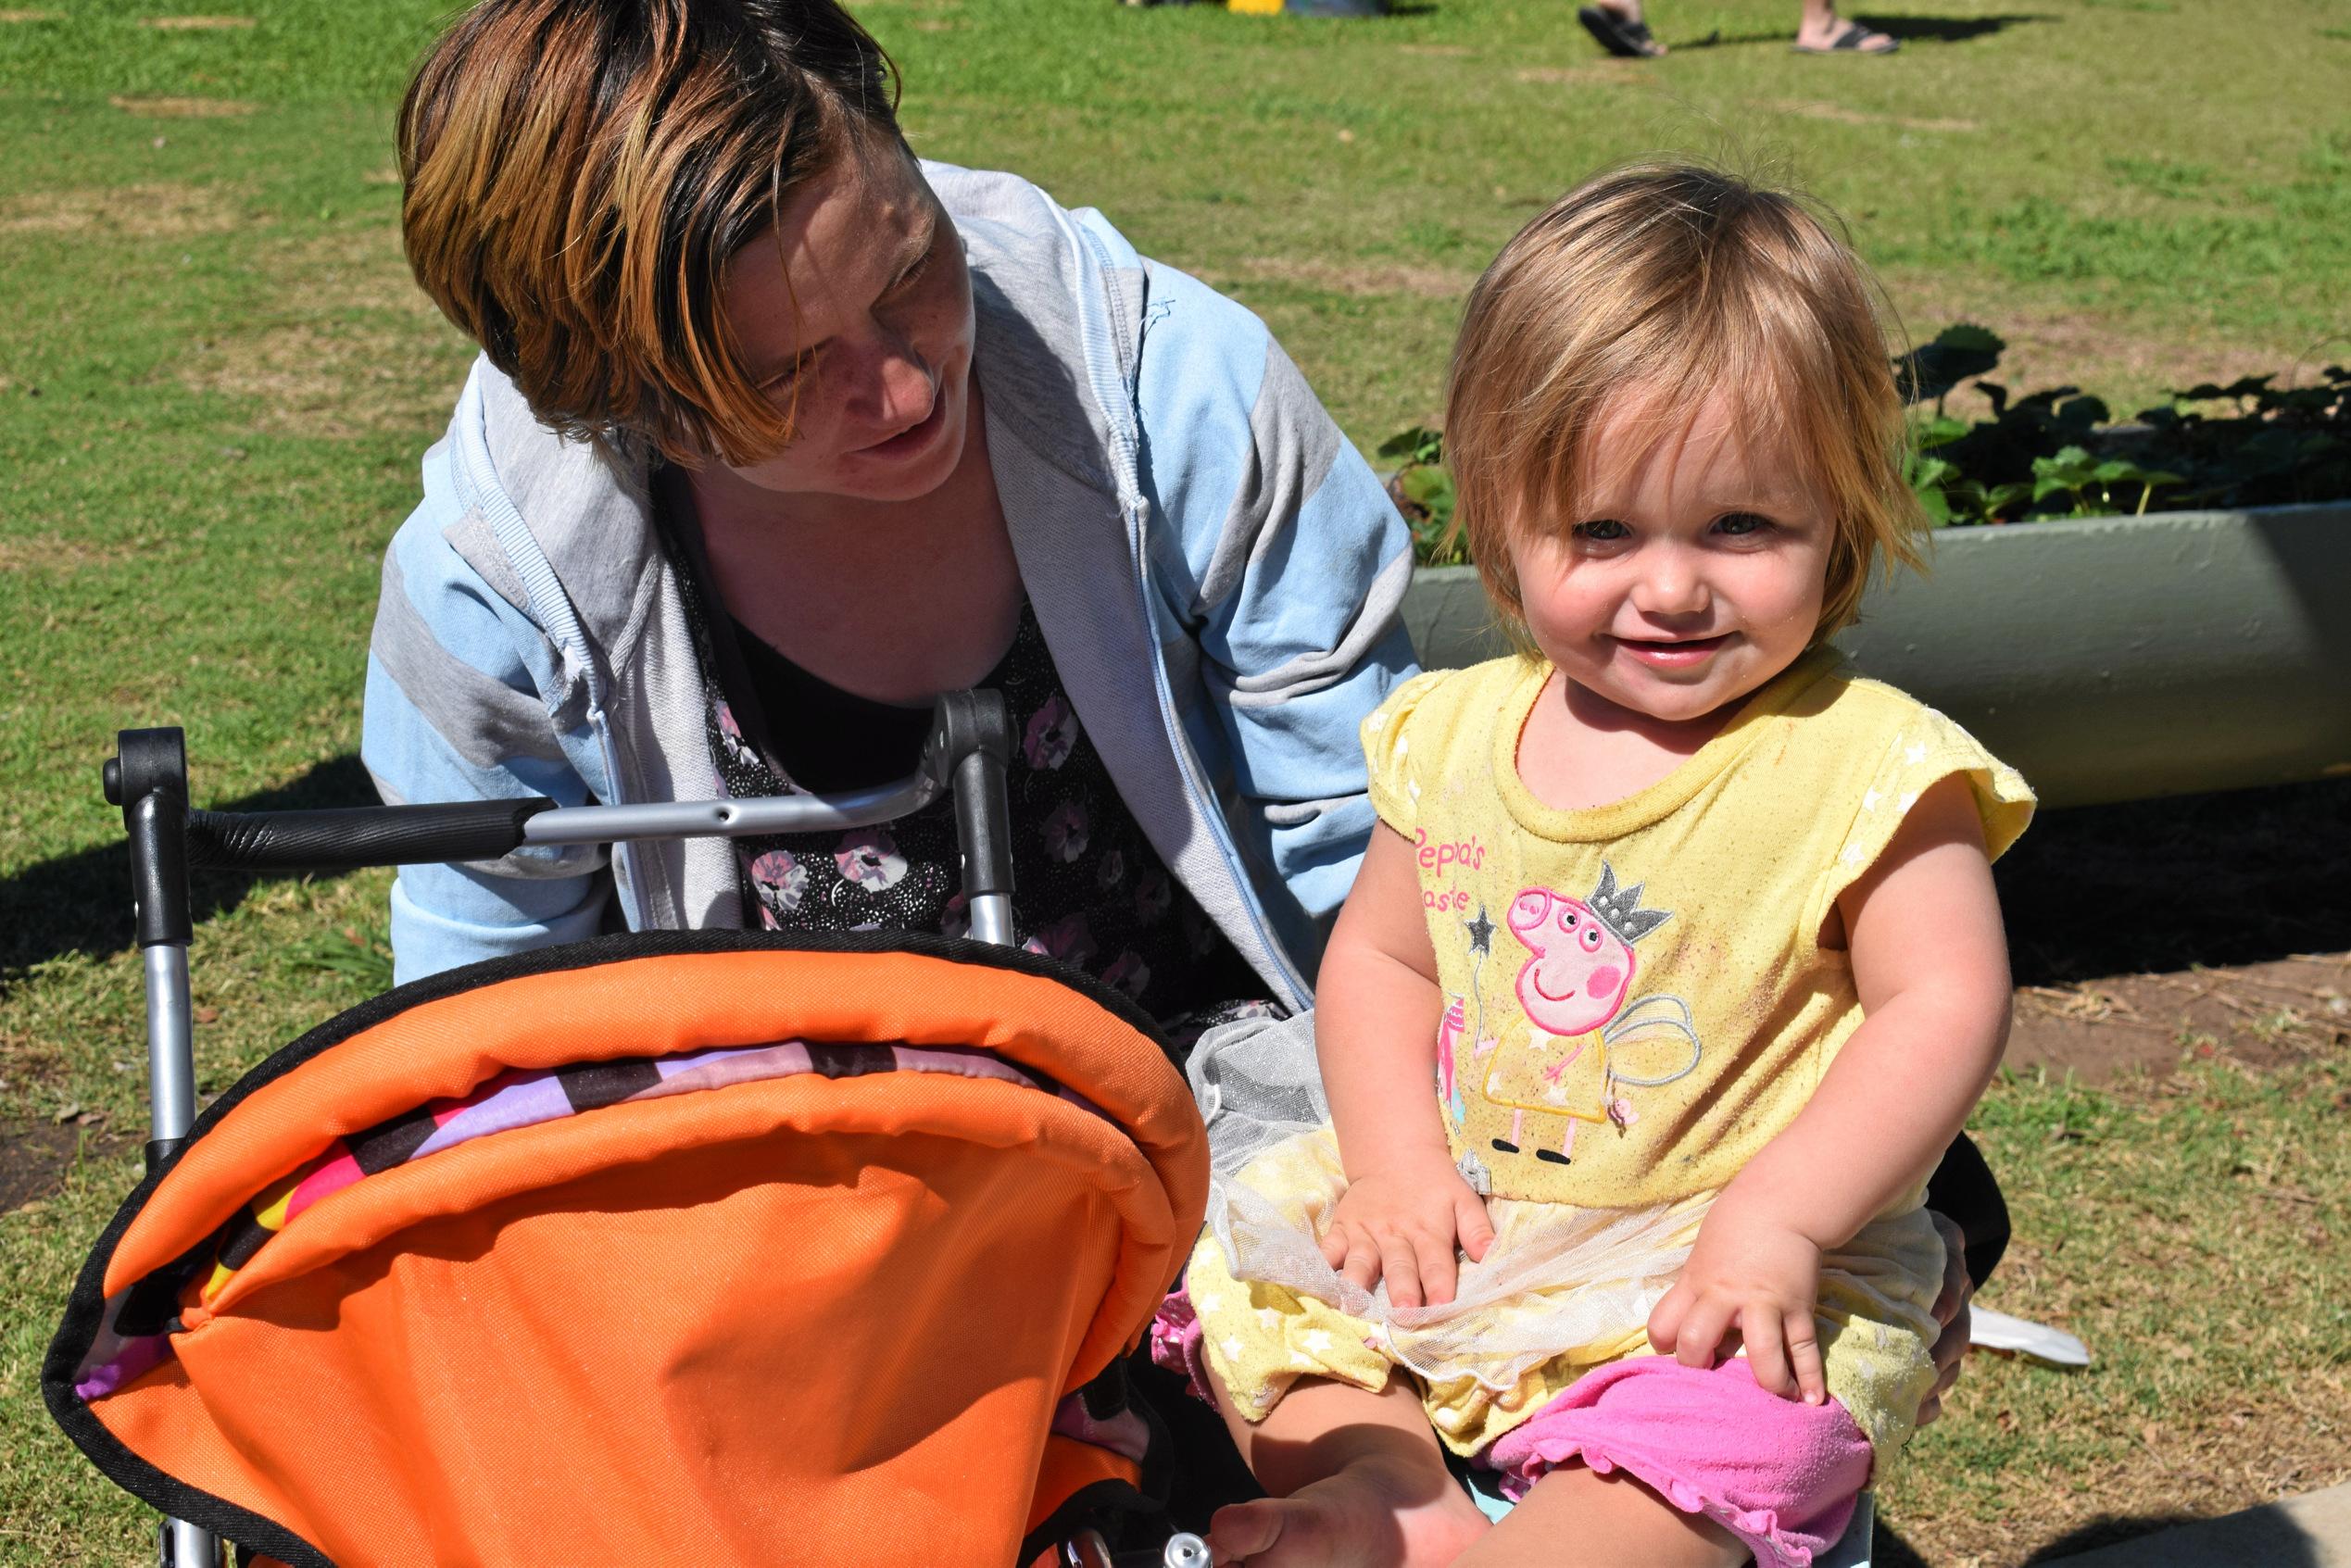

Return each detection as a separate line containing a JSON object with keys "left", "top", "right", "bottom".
{"left": 1445, "top": 162, "right": 1928, "bottom": 641}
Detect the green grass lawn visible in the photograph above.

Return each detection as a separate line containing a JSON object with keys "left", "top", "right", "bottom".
{"left": 2, "top": 1, "right": 2346, "bottom": 1562}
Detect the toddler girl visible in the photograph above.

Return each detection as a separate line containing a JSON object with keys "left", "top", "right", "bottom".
{"left": 1165, "top": 165, "right": 2034, "bottom": 1567}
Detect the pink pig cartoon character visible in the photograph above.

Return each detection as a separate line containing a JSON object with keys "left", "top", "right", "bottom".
{"left": 1481, "top": 862, "right": 1698, "bottom": 1165}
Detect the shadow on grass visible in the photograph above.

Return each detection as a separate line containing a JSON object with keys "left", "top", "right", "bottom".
{"left": 1670, "top": 12, "right": 2054, "bottom": 49}
{"left": 2021, "top": 1510, "right": 2325, "bottom": 1564}
{"left": 1995, "top": 777, "right": 2351, "bottom": 986}
{"left": 1855, "top": 12, "right": 2057, "bottom": 44}
{"left": 0, "top": 753, "right": 377, "bottom": 997}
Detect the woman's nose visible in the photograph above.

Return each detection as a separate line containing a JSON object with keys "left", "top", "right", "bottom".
{"left": 839, "top": 326, "right": 935, "bottom": 426}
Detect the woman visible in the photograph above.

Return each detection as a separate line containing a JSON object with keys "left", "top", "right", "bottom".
{"left": 364, "top": 0, "right": 1988, "bottom": 1530}
{"left": 369, "top": 0, "right": 1412, "bottom": 1023}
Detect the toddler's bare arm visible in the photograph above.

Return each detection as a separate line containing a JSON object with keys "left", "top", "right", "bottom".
{"left": 1316, "top": 823, "right": 1494, "bottom": 1308}
{"left": 1651, "top": 774, "right": 2012, "bottom": 1399}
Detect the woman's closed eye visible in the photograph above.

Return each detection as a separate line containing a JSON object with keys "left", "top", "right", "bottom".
{"left": 757, "top": 246, "right": 936, "bottom": 397}
{"left": 759, "top": 348, "right": 818, "bottom": 397}
{"left": 886, "top": 243, "right": 936, "bottom": 296}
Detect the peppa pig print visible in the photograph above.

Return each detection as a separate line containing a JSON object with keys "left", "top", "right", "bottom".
{"left": 1476, "top": 862, "right": 1701, "bottom": 1167}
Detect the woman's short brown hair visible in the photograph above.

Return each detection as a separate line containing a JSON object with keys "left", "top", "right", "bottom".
{"left": 1444, "top": 162, "right": 1929, "bottom": 643}
{"left": 399, "top": 0, "right": 901, "bottom": 466}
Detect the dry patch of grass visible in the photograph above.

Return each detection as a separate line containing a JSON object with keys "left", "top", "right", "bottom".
{"left": 0, "top": 533, "right": 137, "bottom": 577}
{"left": 0, "top": 9, "right": 57, "bottom": 20}
{"left": 107, "top": 94, "right": 258, "bottom": 118}
{"left": 139, "top": 14, "right": 255, "bottom": 28}
{"left": 1398, "top": 43, "right": 1474, "bottom": 57}
{"left": 0, "top": 182, "right": 242, "bottom": 240}
{"left": 176, "top": 223, "right": 469, "bottom": 440}
{"left": 1514, "top": 63, "right": 1643, "bottom": 87}
{"left": 1880, "top": 1042, "right": 2351, "bottom": 1566}
{"left": 1759, "top": 98, "right": 1980, "bottom": 134}
{"left": 1921, "top": 1370, "right": 2351, "bottom": 1565}
{"left": 1234, "top": 256, "right": 1471, "bottom": 300}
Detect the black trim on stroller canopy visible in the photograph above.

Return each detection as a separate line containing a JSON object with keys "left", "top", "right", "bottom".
{"left": 45, "top": 928, "right": 1191, "bottom": 1568}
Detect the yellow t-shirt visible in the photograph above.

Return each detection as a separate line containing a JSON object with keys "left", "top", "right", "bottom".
{"left": 1364, "top": 646, "right": 2034, "bottom": 1210}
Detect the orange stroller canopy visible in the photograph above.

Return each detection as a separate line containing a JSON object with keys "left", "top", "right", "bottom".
{"left": 47, "top": 932, "right": 1209, "bottom": 1567}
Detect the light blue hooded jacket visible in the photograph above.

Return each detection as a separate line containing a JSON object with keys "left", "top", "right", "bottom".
{"left": 363, "top": 163, "right": 1420, "bottom": 1011}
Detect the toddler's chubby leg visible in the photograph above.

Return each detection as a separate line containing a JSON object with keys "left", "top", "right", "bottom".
{"left": 1452, "top": 1464, "right": 1744, "bottom": 1568}
{"left": 1205, "top": 1364, "right": 1491, "bottom": 1568}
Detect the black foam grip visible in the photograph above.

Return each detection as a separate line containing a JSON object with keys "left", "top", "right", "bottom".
{"left": 184, "top": 798, "right": 558, "bottom": 873}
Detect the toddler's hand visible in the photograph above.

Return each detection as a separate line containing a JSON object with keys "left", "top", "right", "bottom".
{"left": 1318, "top": 1156, "right": 1495, "bottom": 1310}
{"left": 1647, "top": 1202, "right": 1827, "bottom": 1404}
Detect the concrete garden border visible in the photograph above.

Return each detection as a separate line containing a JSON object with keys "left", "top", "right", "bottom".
{"left": 1398, "top": 503, "right": 2351, "bottom": 809}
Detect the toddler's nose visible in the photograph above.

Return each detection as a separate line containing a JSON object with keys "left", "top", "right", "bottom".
{"left": 1629, "top": 547, "right": 1711, "bottom": 618}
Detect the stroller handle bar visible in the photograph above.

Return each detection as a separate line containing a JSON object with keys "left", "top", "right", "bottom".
{"left": 168, "top": 775, "right": 944, "bottom": 876}
{"left": 106, "top": 688, "right": 1016, "bottom": 1128}
{"left": 107, "top": 693, "right": 1016, "bottom": 882}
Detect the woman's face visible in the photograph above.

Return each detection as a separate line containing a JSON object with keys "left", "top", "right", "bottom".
{"left": 715, "top": 144, "right": 975, "bottom": 504}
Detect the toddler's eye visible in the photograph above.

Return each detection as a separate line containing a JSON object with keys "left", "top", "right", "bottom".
{"left": 1574, "top": 519, "right": 1630, "bottom": 542}
{"left": 1715, "top": 511, "right": 1775, "bottom": 536}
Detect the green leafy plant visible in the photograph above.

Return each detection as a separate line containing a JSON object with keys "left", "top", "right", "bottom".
{"left": 1384, "top": 332, "right": 2348, "bottom": 561}
{"left": 1900, "top": 327, "right": 2348, "bottom": 526}
{"left": 1377, "top": 425, "right": 1466, "bottom": 567}
{"left": 2027, "top": 445, "right": 2184, "bottom": 517}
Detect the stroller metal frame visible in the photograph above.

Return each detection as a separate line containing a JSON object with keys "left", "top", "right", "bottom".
{"left": 102, "top": 694, "right": 1204, "bottom": 1568}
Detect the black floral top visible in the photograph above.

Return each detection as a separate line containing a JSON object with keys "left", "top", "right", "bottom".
{"left": 657, "top": 499, "right": 1273, "bottom": 1033}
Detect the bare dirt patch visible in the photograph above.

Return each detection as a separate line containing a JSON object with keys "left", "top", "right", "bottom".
{"left": 1236, "top": 256, "right": 1471, "bottom": 300}
{"left": 0, "top": 181, "right": 241, "bottom": 240}
{"left": 0, "top": 1115, "right": 123, "bottom": 1213}
{"left": 177, "top": 223, "right": 470, "bottom": 439}
{"left": 0, "top": 9, "right": 57, "bottom": 20}
{"left": 1994, "top": 779, "right": 2351, "bottom": 1083}
{"left": 1759, "top": 97, "right": 1980, "bottom": 133}
{"left": 2006, "top": 954, "right": 2349, "bottom": 1084}
{"left": 108, "top": 94, "right": 257, "bottom": 118}
{"left": 140, "top": 14, "right": 254, "bottom": 28}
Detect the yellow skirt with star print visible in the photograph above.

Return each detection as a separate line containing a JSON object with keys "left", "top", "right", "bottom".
{"left": 1182, "top": 1125, "right": 1945, "bottom": 1482}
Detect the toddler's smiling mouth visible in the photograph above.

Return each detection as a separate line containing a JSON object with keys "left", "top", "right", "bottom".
{"left": 1616, "top": 633, "right": 1733, "bottom": 666}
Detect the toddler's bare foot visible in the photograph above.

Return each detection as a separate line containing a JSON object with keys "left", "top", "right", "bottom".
{"left": 1207, "top": 1451, "right": 1490, "bottom": 1567}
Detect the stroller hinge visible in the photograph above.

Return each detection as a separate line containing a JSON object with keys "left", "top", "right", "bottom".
{"left": 923, "top": 692, "right": 1017, "bottom": 946}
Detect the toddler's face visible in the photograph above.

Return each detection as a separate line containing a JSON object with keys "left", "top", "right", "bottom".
{"left": 1509, "top": 387, "right": 1834, "bottom": 728}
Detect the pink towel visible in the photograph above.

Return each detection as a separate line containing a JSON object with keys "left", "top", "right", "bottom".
{"left": 1485, "top": 1357, "right": 1874, "bottom": 1568}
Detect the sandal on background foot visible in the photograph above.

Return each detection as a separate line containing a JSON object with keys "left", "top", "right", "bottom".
{"left": 1792, "top": 19, "right": 1898, "bottom": 52}
{"left": 1578, "top": 5, "right": 1666, "bottom": 57}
